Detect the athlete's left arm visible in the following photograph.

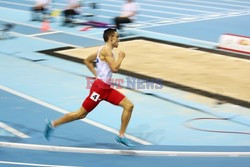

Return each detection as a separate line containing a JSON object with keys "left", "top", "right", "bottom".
{"left": 84, "top": 51, "right": 98, "bottom": 77}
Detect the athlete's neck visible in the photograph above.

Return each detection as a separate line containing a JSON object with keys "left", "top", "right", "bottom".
{"left": 105, "top": 43, "right": 114, "bottom": 50}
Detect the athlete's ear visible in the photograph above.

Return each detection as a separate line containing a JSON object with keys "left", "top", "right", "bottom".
{"left": 107, "top": 35, "right": 112, "bottom": 42}
{"left": 110, "top": 35, "right": 115, "bottom": 42}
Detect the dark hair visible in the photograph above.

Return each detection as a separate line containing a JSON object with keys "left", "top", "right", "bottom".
{"left": 103, "top": 28, "right": 117, "bottom": 42}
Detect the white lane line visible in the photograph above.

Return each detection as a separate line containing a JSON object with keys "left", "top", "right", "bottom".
{"left": 182, "top": 0, "right": 250, "bottom": 7}
{"left": 0, "top": 161, "right": 80, "bottom": 167}
{"left": 1, "top": 141, "right": 250, "bottom": 157}
{"left": 28, "top": 31, "right": 63, "bottom": 37}
{"left": 11, "top": 31, "right": 79, "bottom": 48}
{"left": 137, "top": 10, "right": 250, "bottom": 28}
{"left": 0, "top": 7, "right": 103, "bottom": 41}
{"left": 97, "top": 8, "right": 166, "bottom": 19}
{"left": 0, "top": 0, "right": 31, "bottom": 7}
{"left": 101, "top": 3, "right": 190, "bottom": 16}
{"left": 0, "top": 122, "right": 30, "bottom": 138}
{"left": 0, "top": 0, "right": 166, "bottom": 20}
{"left": 0, "top": 85, "right": 152, "bottom": 145}
{"left": 222, "top": 0, "right": 250, "bottom": 5}
{"left": 143, "top": 0, "right": 242, "bottom": 11}
{"left": 132, "top": 28, "right": 217, "bottom": 46}
{"left": 0, "top": 17, "right": 102, "bottom": 41}
{"left": 0, "top": 2, "right": 242, "bottom": 47}
{"left": 103, "top": 0, "right": 215, "bottom": 14}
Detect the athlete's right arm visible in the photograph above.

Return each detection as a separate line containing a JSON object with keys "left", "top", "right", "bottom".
{"left": 84, "top": 51, "right": 98, "bottom": 77}
{"left": 103, "top": 48, "right": 125, "bottom": 73}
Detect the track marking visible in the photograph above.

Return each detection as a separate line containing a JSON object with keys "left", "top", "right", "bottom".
{"left": 11, "top": 31, "right": 79, "bottom": 48}
{"left": 138, "top": 10, "right": 250, "bottom": 28}
{"left": 0, "top": 122, "right": 30, "bottom": 138}
{"left": 0, "top": 3, "right": 236, "bottom": 46}
{"left": 0, "top": 161, "right": 80, "bottom": 167}
{"left": 180, "top": 0, "right": 250, "bottom": 7}
{"left": 28, "top": 31, "right": 63, "bottom": 37}
{"left": 0, "top": 141, "right": 250, "bottom": 157}
{"left": 104, "top": 0, "right": 215, "bottom": 14}
{"left": 0, "top": 17, "right": 102, "bottom": 41}
{"left": 132, "top": 28, "right": 217, "bottom": 46}
{"left": 0, "top": 84, "right": 152, "bottom": 145}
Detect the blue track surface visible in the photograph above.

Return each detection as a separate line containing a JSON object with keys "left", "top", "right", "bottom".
{"left": 1, "top": 0, "right": 250, "bottom": 166}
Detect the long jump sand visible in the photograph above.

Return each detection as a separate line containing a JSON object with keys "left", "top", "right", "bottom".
{"left": 56, "top": 39, "right": 250, "bottom": 103}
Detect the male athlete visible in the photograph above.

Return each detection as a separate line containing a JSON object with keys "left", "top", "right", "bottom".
{"left": 44, "top": 28, "right": 134, "bottom": 147}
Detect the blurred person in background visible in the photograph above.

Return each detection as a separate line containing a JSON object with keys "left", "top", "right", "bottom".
{"left": 31, "top": 0, "right": 51, "bottom": 21}
{"left": 62, "top": 0, "right": 82, "bottom": 26}
{"left": 113, "top": 0, "right": 139, "bottom": 30}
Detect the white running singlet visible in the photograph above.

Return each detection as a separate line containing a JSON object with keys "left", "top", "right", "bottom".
{"left": 96, "top": 46, "right": 113, "bottom": 84}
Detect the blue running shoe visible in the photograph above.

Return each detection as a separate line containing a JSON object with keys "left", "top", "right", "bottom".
{"left": 44, "top": 119, "right": 54, "bottom": 140}
{"left": 115, "top": 135, "right": 134, "bottom": 147}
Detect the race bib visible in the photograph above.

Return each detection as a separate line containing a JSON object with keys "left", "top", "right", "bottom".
{"left": 90, "top": 92, "right": 100, "bottom": 102}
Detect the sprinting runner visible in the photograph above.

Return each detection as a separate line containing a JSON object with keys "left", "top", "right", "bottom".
{"left": 44, "top": 28, "right": 134, "bottom": 147}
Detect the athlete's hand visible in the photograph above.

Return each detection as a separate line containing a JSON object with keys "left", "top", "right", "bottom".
{"left": 118, "top": 51, "right": 126, "bottom": 60}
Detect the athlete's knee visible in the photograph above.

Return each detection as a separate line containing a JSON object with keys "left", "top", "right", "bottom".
{"left": 75, "top": 107, "right": 88, "bottom": 119}
{"left": 120, "top": 98, "right": 134, "bottom": 111}
{"left": 77, "top": 112, "right": 86, "bottom": 119}
{"left": 125, "top": 101, "right": 134, "bottom": 111}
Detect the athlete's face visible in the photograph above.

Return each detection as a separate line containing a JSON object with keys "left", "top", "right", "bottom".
{"left": 111, "top": 32, "right": 119, "bottom": 48}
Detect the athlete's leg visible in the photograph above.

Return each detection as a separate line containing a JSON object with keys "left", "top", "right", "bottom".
{"left": 52, "top": 106, "right": 89, "bottom": 127}
{"left": 106, "top": 88, "right": 133, "bottom": 137}
{"left": 44, "top": 106, "right": 89, "bottom": 140}
{"left": 118, "top": 97, "right": 134, "bottom": 137}
{"left": 44, "top": 97, "right": 99, "bottom": 140}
